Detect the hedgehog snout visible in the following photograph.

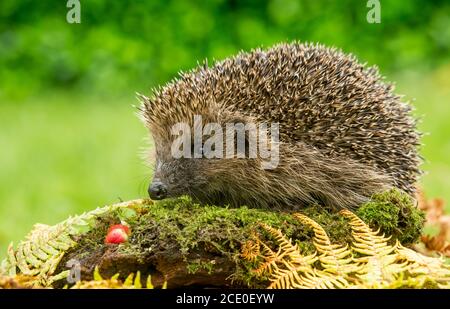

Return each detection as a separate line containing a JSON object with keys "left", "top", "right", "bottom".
{"left": 148, "top": 180, "right": 168, "bottom": 200}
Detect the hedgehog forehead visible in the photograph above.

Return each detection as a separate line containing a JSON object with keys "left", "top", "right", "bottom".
{"left": 142, "top": 92, "right": 223, "bottom": 149}
{"left": 149, "top": 96, "right": 220, "bottom": 128}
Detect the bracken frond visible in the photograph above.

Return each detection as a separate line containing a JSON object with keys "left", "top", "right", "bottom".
{"left": 259, "top": 223, "right": 318, "bottom": 267}
{"left": 340, "top": 209, "right": 404, "bottom": 285}
{"left": 268, "top": 264, "right": 348, "bottom": 289}
{"left": 247, "top": 210, "right": 450, "bottom": 289}
{"left": 0, "top": 274, "right": 37, "bottom": 289}
{"left": 294, "top": 213, "right": 358, "bottom": 278}
{"left": 395, "top": 241, "right": 450, "bottom": 286}
{"left": 69, "top": 266, "right": 166, "bottom": 289}
{"left": 0, "top": 199, "right": 151, "bottom": 287}
{"left": 240, "top": 231, "right": 261, "bottom": 263}
{"left": 255, "top": 223, "right": 317, "bottom": 278}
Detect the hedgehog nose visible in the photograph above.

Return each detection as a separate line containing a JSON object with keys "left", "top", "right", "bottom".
{"left": 148, "top": 181, "right": 168, "bottom": 200}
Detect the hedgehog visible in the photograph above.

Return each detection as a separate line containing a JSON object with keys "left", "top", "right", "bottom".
{"left": 138, "top": 42, "right": 421, "bottom": 210}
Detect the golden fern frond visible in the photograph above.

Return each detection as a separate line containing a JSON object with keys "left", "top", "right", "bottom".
{"left": 340, "top": 209, "right": 395, "bottom": 258}
{"left": 0, "top": 199, "right": 151, "bottom": 287}
{"left": 354, "top": 256, "right": 410, "bottom": 287}
{"left": 253, "top": 239, "right": 284, "bottom": 276}
{"left": 70, "top": 266, "right": 166, "bottom": 289}
{"left": 268, "top": 263, "right": 348, "bottom": 289}
{"left": 124, "top": 272, "right": 141, "bottom": 288}
{"left": 294, "top": 213, "right": 358, "bottom": 277}
{"left": 340, "top": 209, "right": 404, "bottom": 285}
{"left": 255, "top": 220, "right": 346, "bottom": 288}
{"left": 254, "top": 223, "right": 317, "bottom": 287}
{"left": 0, "top": 243, "right": 18, "bottom": 277}
{"left": 241, "top": 231, "right": 261, "bottom": 263}
{"left": 293, "top": 269, "right": 349, "bottom": 289}
{"left": 259, "top": 223, "right": 317, "bottom": 267}
{"left": 74, "top": 266, "right": 130, "bottom": 289}
{"left": 241, "top": 240, "right": 261, "bottom": 263}
{"left": 267, "top": 263, "right": 304, "bottom": 289}
{"left": 248, "top": 211, "right": 450, "bottom": 289}
{"left": 0, "top": 274, "right": 37, "bottom": 289}
{"left": 350, "top": 272, "right": 426, "bottom": 289}
{"left": 395, "top": 241, "right": 450, "bottom": 286}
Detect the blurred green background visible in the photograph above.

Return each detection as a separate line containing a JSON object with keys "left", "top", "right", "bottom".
{"left": 0, "top": 0, "right": 449, "bottom": 255}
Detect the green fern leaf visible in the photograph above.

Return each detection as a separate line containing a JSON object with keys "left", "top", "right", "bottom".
{"left": 0, "top": 199, "right": 151, "bottom": 287}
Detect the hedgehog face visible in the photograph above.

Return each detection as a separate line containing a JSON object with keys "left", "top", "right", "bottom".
{"left": 149, "top": 156, "right": 209, "bottom": 201}
{"left": 148, "top": 143, "right": 264, "bottom": 207}
{"left": 147, "top": 119, "right": 260, "bottom": 204}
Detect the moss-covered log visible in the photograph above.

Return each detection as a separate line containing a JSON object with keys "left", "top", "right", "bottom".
{"left": 52, "top": 189, "right": 424, "bottom": 288}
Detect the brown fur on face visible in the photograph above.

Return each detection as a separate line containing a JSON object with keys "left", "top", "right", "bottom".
{"left": 138, "top": 42, "right": 421, "bottom": 210}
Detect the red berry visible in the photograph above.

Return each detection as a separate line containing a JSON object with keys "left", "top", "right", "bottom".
{"left": 108, "top": 224, "right": 130, "bottom": 235}
{"left": 105, "top": 224, "right": 130, "bottom": 244}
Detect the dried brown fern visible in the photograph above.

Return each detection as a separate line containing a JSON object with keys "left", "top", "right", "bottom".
{"left": 248, "top": 211, "right": 450, "bottom": 289}
{"left": 240, "top": 232, "right": 261, "bottom": 263}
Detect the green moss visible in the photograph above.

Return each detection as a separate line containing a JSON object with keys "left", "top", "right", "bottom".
{"left": 187, "top": 260, "right": 216, "bottom": 275}
{"left": 59, "top": 189, "right": 425, "bottom": 287}
{"left": 132, "top": 196, "right": 302, "bottom": 255}
{"left": 357, "top": 188, "right": 425, "bottom": 244}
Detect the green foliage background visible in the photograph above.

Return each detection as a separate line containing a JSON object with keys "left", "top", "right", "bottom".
{"left": 0, "top": 0, "right": 449, "bottom": 255}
